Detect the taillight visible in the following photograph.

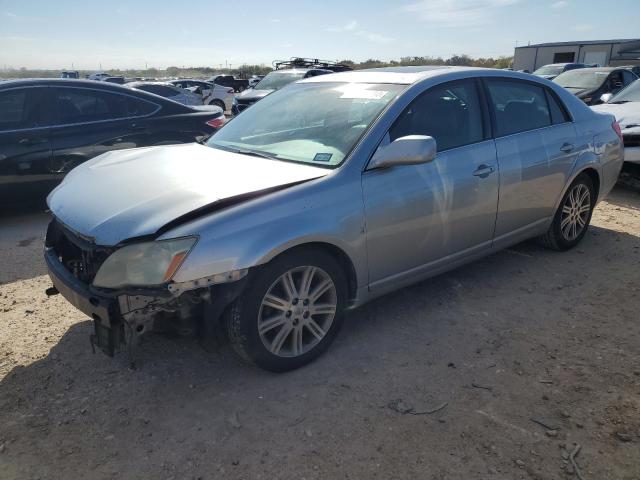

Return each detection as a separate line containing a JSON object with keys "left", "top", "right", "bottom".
{"left": 206, "top": 116, "right": 226, "bottom": 129}
{"left": 612, "top": 120, "right": 623, "bottom": 141}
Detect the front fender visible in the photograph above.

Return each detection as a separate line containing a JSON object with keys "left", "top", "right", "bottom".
{"left": 160, "top": 174, "right": 368, "bottom": 287}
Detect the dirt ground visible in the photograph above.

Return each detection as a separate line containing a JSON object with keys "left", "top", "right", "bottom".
{"left": 0, "top": 185, "right": 638, "bottom": 480}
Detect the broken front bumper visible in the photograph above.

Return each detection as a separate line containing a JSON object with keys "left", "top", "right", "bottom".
{"left": 45, "top": 247, "right": 123, "bottom": 356}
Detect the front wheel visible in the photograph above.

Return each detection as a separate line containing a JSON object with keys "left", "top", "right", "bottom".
{"left": 225, "top": 248, "right": 347, "bottom": 372}
{"left": 539, "top": 173, "right": 595, "bottom": 251}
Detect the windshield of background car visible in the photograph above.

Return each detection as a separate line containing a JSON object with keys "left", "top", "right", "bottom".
{"left": 610, "top": 79, "right": 640, "bottom": 102}
{"left": 208, "top": 82, "right": 403, "bottom": 168}
{"left": 554, "top": 70, "right": 608, "bottom": 89}
{"left": 534, "top": 65, "right": 564, "bottom": 76}
{"left": 254, "top": 71, "right": 307, "bottom": 90}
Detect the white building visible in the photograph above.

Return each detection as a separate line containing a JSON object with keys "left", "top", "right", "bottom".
{"left": 513, "top": 39, "right": 640, "bottom": 72}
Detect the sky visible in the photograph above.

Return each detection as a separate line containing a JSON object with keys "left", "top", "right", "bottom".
{"left": 0, "top": 0, "right": 639, "bottom": 70}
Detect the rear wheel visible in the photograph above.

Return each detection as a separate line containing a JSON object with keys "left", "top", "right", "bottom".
{"left": 225, "top": 248, "right": 347, "bottom": 372}
{"left": 539, "top": 173, "right": 595, "bottom": 251}
{"left": 209, "top": 99, "right": 226, "bottom": 112}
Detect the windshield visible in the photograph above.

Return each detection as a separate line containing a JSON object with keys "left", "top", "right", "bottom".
{"left": 609, "top": 79, "right": 640, "bottom": 103}
{"left": 208, "top": 82, "right": 403, "bottom": 168}
{"left": 554, "top": 70, "right": 608, "bottom": 89}
{"left": 534, "top": 65, "right": 564, "bottom": 76}
{"left": 254, "top": 71, "right": 306, "bottom": 91}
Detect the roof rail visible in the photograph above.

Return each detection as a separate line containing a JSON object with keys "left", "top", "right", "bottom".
{"left": 272, "top": 57, "right": 352, "bottom": 72}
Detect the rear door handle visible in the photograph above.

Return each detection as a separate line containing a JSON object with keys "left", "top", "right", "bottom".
{"left": 560, "top": 142, "right": 574, "bottom": 153}
{"left": 473, "top": 164, "right": 495, "bottom": 178}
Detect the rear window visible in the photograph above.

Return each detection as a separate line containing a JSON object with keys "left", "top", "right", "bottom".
{"left": 486, "top": 80, "right": 552, "bottom": 136}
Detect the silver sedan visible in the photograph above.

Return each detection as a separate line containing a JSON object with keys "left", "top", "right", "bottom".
{"left": 45, "top": 66, "right": 624, "bottom": 371}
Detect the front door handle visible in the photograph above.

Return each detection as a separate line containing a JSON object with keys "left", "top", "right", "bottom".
{"left": 19, "top": 137, "right": 48, "bottom": 146}
{"left": 560, "top": 142, "right": 574, "bottom": 153}
{"left": 473, "top": 164, "right": 495, "bottom": 178}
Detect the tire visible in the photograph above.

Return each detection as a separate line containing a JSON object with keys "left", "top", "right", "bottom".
{"left": 538, "top": 173, "right": 595, "bottom": 251}
{"left": 225, "top": 248, "right": 347, "bottom": 372}
{"left": 210, "top": 99, "right": 226, "bottom": 112}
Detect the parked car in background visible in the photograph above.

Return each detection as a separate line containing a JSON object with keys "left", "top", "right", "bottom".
{"left": 207, "top": 75, "right": 249, "bottom": 92}
{"left": 0, "top": 79, "right": 225, "bottom": 203}
{"left": 44, "top": 67, "right": 622, "bottom": 371}
{"left": 126, "top": 81, "right": 203, "bottom": 106}
{"left": 532, "top": 63, "right": 590, "bottom": 80}
{"left": 235, "top": 59, "right": 352, "bottom": 112}
{"left": 553, "top": 67, "right": 638, "bottom": 105}
{"left": 169, "top": 79, "right": 235, "bottom": 114}
{"left": 248, "top": 75, "right": 264, "bottom": 88}
{"left": 60, "top": 70, "right": 79, "bottom": 79}
{"left": 593, "top": 79, "right": 640, "bottom": 164}
{"left": 87, "top": 72, "right": 111, "bottom": 81}
{"left": 103, "top": 76, "right": 125, "bottom": 85}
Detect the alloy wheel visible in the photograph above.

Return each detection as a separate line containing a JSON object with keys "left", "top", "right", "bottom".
{"left": 258, "top": 266, "right": 337, "bottom": 358}
{"left": 560, "top": 183, "right": 591, "bottom": 241}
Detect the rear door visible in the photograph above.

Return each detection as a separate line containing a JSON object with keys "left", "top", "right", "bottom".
{"left": 0, "top": 86, "right": 54, "bottom": 201}
{"left": 362, "top": 79, "right": 499, "bottom": 289}
{"left": 50, "top": 86, "right": 159, "bottom": 176}
{"left": 485, "top": 78, "right": 574, "bottom": 242}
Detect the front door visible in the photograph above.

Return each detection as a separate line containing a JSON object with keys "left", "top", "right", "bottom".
{"left": 362, "top": 79, "right": 499, "bottom": 290}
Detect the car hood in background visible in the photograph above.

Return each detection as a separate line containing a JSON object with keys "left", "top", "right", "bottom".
{"left": 592, "top": 102, "right": 640, "bottom": 132}
{"left": 236, "top": 88, "right": 273, "bottom": 101}
{"left": 47, "top": 143, "right": 329, "bottom": 246}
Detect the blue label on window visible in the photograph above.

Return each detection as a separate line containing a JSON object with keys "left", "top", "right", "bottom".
{"left": 313, "top": 153, "right": 333, "bottom": 162}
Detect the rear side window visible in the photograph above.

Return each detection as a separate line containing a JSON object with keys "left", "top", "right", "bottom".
{"left": 545, "top": 90, "right": 571, "bottom": 124}
{"left": 486, "top": 80, "right": 552, "bottom": 136}
{"left": 55, "top": 88, "right": 157, "bottom": 124}
{"left": 0, "top": 89, "right": 29, "bottom": 130}
{"left": 390, "top": 80, "right": 485, "bottom": 151}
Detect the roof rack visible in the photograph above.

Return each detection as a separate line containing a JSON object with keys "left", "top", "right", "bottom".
{"left": 273, "top": 57, "right": 352, "bottom": 72}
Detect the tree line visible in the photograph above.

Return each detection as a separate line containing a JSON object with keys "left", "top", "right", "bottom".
{"left": 0, "top": 55, "right": 513, "bottom": 79}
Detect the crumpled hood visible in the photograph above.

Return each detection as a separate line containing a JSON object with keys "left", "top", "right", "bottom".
{"left": 47, "top": 143, "right": 329, "bottom": 245}
{"left": 592, "top": 102, "right": 640, "bottom": 132}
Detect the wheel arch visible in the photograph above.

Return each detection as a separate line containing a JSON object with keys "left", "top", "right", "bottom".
{"left": 259, "top": 241, "right": 359, "bottom": 304}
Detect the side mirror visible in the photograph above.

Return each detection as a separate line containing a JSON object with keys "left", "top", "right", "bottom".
{"left": 600, "top": 93, "right": 613, "bottom": 103}
{"left": 368, "top": 135, "right": 437, "bottom": 170}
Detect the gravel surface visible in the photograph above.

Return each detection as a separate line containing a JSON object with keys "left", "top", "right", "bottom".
{"left": 0, "top": 186, "right": 639, "bottom": 480}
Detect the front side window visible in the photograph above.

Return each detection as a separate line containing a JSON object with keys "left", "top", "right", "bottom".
{"left": 486, "top": 80, "right": 552, "bottom": 136}
{"left": 208, "top": 82, "right": 403, "bottom": 168}
{"left": 55, "top": 88, "right": 156, "bottom": 124}
{"left": 389, "top": 80, "right": 485, "bottom": 151}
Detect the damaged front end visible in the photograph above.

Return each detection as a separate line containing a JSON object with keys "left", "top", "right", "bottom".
{"left": 44, "top": 218, "right": 247, "bottom": 362}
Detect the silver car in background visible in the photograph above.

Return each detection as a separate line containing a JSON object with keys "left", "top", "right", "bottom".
{"left": 45, "top": 67, "right": 624, "bottom": 371}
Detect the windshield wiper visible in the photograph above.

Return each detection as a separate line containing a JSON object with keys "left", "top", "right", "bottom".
{"left": 222, "top": 145, "right": 279, "bottom": 160}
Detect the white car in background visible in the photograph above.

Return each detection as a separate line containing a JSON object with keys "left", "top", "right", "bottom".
{"left": 593, "top": 79, "right": 640, "bottom": 163}
{"left": 169, "top": 79, "right": 235, "bottom": 114}
{"left": 126, "top": 81, "right": 203, "bottom": 106}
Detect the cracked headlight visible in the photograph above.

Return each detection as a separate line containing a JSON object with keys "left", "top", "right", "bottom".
{"left": 93, "top": 237, "right": 197, "bottom": 289}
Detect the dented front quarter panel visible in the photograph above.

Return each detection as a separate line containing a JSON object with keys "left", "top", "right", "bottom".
{"left": 158, "top": 168, "right": 369, "bottom": 290}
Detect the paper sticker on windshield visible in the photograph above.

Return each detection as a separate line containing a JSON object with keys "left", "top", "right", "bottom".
{"left": 314, "top": 153, "right": 333, "bottom": 163}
